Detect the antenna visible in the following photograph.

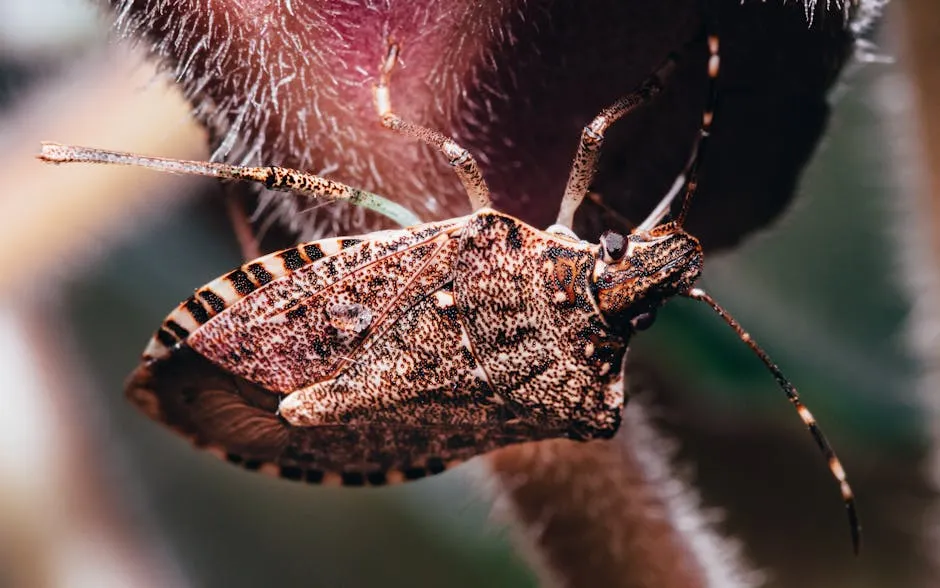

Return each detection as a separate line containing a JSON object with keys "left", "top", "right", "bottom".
{"left": 684, "top": 287, "right": 861, "bottom": 554}
{"left": 675, "top": 35, "right": 720, "bottom": 228}
{"left": 635, "top": 34, "right": 720, "bottom": 233}
{"left": 37, "top": 142, "right": 421, "bottom": 228}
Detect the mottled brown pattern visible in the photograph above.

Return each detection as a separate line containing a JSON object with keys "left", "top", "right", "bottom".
{"left": 127, "top": 346, "right": 553, "bottom": 477}
{"left": 188, "top": 227, "right": 462, "bottom": 392}
{"left": 279, "top": 279, "right": 511, "bottom": 429}
{"left": 592, "top": 224, "right": 703, "bottom": 322}
{"left": 129, "top": 210, "right": 705, "bottom": 483}
{"left": 142, "top": 219, "right": 464, "bottom": 360}
{"left": 456, "top": 212, "right": 626, "bottom": 439}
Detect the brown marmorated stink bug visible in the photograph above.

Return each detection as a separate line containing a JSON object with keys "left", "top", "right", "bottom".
{"left": 39, "top": 33, "right": 860, "bottom": 553}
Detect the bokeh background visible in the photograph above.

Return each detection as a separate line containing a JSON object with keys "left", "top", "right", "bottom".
{"left": 0, "top": 0, "right": 936, "bottom": 587}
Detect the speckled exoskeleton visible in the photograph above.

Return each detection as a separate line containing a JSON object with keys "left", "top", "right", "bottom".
{"left": 39, "top": 34, "right": 860, "bottom": 552}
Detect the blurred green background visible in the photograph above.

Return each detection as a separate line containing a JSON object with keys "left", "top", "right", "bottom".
{"left": 0, "top": 1, "right": 930, "bottom": 587}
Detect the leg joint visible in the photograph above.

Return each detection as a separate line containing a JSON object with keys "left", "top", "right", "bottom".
{"left": 442, "top": 140, "right": 470, "bottom": 165}
{"left": 582, "top": 124, "right": 604, "bottom": 148}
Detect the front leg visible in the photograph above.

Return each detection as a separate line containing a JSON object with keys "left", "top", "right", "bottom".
{"left": 373, "top": 43, "right": 492, "bottom": 212}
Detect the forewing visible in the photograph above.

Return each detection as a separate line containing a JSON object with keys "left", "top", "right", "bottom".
{"left": 141, "top": 219, "right": 465, "bottom": 362}
{"left": 126, "top": 245, "right": 559, "bottom": 482}
{"left": 127, "top": 215, "right": 555, "bottom": 482}
{"left": 186, "top": 227, "right": 459, "bottom": 392}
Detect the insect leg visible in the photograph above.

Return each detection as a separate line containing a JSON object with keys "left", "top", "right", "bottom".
{"left": 222, "top": 185, "right": 262, "bottom": 260}
{"left": 555, "top": 53, "right": 679, "bottom": 229}
{"left": 37, "top": 142, "right": 422, "bottom": 228}
{"left": 373, "top": 44, "right": 492, "bottom": 211}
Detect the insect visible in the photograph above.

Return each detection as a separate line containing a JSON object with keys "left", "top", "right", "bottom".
{"left": 39, "top": 33, "right": 860, "bottom": 552}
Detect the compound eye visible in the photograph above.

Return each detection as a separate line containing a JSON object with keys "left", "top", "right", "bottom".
{"left": 630, "top": 310, "right": 657, "bottom": 332}
{"left": 600, "top": 231, "right": 627, "bottom": 263}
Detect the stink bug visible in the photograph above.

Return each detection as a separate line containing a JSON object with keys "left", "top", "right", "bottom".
{"left": 39, "top": 33, "right": 860, "bottom": 552}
